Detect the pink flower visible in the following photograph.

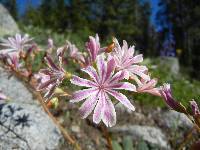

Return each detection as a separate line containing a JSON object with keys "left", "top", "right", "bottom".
{"left": 137, "top": 78, "right": 161, "bottom": 97}
{"left": 0, "top": 91, "right": 7, "bottom": 100}
{"left": 6, "top": 52, "right": 21, "bottom": 69}
{"left": 0, "top": 34, "right": 32, "bottom": 55}
{"left": 85, "top": 34, "right": 106, "bottom": 65}
{"left": 160, "top": 84, "right": 186, "bottom": 113}
{"left": 37, "top": 51, "right": 65, "bottom": 99}
{"left": 70, "top": 56, "right": 136, "bottom": 127}
{"left": 66, "top": 41, "right": 85, "bottom": 63}
{"left": 190, "top": 100, "right": 200, "bottom": 116}
{"left": 111, "top": 38, "right": 150, "bottom": 81}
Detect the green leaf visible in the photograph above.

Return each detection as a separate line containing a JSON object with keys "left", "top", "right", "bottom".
{"left": 112, "top": 140, "right": 122, "bottom": 150}
{"left": 137, "top": 141, "right": 149, "bottom": 150}
{"left": 122, "top": 136, "right": 133, "bottom": 150}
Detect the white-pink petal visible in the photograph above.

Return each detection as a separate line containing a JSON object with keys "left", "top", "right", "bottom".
{"left": 70, "top": 88, "right": 98, "bottom": 103}
{"left": 70, "top": 75, "right": 97, "bottom": 87}
{"left": 96, "top": 56, "right": 106, "bottom": 81}
{"left": 107, "top": 90, "right": 135, "bottom": 111}
{"left": 79, "top": 94, "right": 98, "bottom": 119}
{"left": 129, "top": 65, "right": 150, "bottom": 81}
{"left": 109, "top": 71, "right": 125, "bottom": 83}
{"left": 102, "top": 95, "right": 116, "bottom": 127}
{"left": 93, "top": 92, "right": 104, "bottom": 124}
{"left": 105, "top": 58, "right": 116, "bottom": 81}
{"left": 108, "top": 82, "right": 136, "bottom": 92}
{"left": 81, "top": 66, "right": 99, "bottom": 83}
{"left": 132, "top": 54, "right": 143, "bottom": 63}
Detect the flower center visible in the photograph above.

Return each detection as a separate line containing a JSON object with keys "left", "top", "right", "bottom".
{"left": 98, "top": 84, "right": 104, "bottom": 90}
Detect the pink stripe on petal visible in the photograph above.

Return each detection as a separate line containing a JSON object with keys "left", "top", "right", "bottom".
{"left": 129, "top": 66, "right": 150, "bottom": 81}
{"left": 108, "top": 82, "right": 136, "bottom": 92}
{"left": 139, "top": 79, "right": 158, "bottom": 91}
{"left": 133, "top": 71, "right": 150, "bottom": 81}
{"left": 109, "top": 71, "right": 125, "bottom": 83}
{"left": 79, "top": 94, "right": 98, "bottom": 119}
{"left": 132, "top": 54, "right": 143, "bottom": 63}
{"left": 93, "top": 92, "right": 104, "bottom": 124}
{"left": 70, "top": 75, "right": 97, "bottom": 87}
{"left": 81, "top": 66, "right": 99, "bottom": 83}
{"left": 141, "top": 88, "right": 161, "bottom": 97}
{"left": 45, "top": 55, "right": 59, "bottom": 71}
{"left": 102, "top": 95, "right": 116, "bottom": 127}
{"left": 107, "top": 90, "right": 135, "bottom": 111}
{"left": 70, "top": 88, "right": 98, "bottom": 103}
{"left": 96, "top": 56, "right": 106, "bottom": 81}
{"left": 105, "top": 58, "right": 116, "bottom": 82}
{"left": 122, "top": 40, "right": 128, "bottom": 53}
{"left": 127, "top": 46, "right": 135, "bottom": 56}
{"left": 37, "top": 78, "right": 56, "bottom": 91}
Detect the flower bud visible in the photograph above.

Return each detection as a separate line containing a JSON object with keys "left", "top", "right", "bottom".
{"left": 190, "top": 100, "right": 200, "bottom": 127}
{"left": 160, "top": 84, "right": 187, "bottom": 113}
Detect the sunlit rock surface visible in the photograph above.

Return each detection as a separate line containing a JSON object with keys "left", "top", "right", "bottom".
{"left": 0, "top": 67, "right": 63, "bottom": 149}
{"left": 0, "top": 4, "right": 20, "bottom": 37}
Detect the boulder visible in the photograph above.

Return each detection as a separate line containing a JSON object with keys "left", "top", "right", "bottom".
{"left": 0, "top": 103, "right": 63, "bottom": 150}
{"left": 0, "top": 4, "right": 20, "bottom": 37}
{"left": 109, "top": 125, "right": 170, "bottom": 149}
{"left": 0, "top": 67, "right": 36, "bottom": 104}
{"left": 0, "top": 67, "right": 64, "bottom": 149}
{"left": 158, "top": 110, "right": 193, "bottom": 130}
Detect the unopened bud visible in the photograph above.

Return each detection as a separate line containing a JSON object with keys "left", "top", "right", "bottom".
{"left": 160, "top": 84, "right": 187, "bottom": 113}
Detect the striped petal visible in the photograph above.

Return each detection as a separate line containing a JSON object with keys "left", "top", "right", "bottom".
{"left": 102, "top": 94, "right": 116, "bottom": 127}
{"left": 45, "top": 55, "right": 59, "bottom": 71}
{"left": 79, "top": 94, "right": 98, "bottom": 119}
{"left": 109, "top": 71, "right": 125, "bottom": 83}
{"left": 139, "top": 79, "right": 158, "bottom": 91}
{"left": 96, "top": 56, "right": 106, "bottom": 81}
{"left": 129, "top": 65, "right": 150, "bottom": 81}
{"left": 132, "top": 54, "right": 143, "bottom": 63}
{"left": 141, "top": 88, "right": 161, "bottom": 97}
{"left": 108, "top": 82, "right": 136, "bottom": 92}
{"left": 70, "top": 75, "right": 97, "bottom": 87}
{"left": 37, "top": 78, "right": 56, "bottom": 91}
{"left": 104, "top": 58, "right": 116, "bottom": 82}
{"left": 81, "top": 66, "right": 99, "bottom": 83}
{"left": 107, "top": 90, "right": 135, "bottom": 111}
{"left": 70, "top": 88, "right": 98, "bottom": 103}
{"left": 93, "top": 92, "right": 104, "bottom": 124}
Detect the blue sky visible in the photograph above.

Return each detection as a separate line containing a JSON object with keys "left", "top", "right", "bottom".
{"left": 150, "top": 0, "right": 159, "bottom": 25}
{"left": 16, "top": 0, "right": 160, "bottom": 26}
{"left": 17, "top": 0, "right": 41, "bottom": 14}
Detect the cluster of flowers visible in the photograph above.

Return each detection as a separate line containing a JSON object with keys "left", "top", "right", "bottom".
{"left": 36, "top": 34, "right": 162, "bottom": 127}
{"left": 0, "top": 34, "right": 38, "bottom": 77}
{"left": 0, "top": 33, "right": 199, "bottom": 128}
